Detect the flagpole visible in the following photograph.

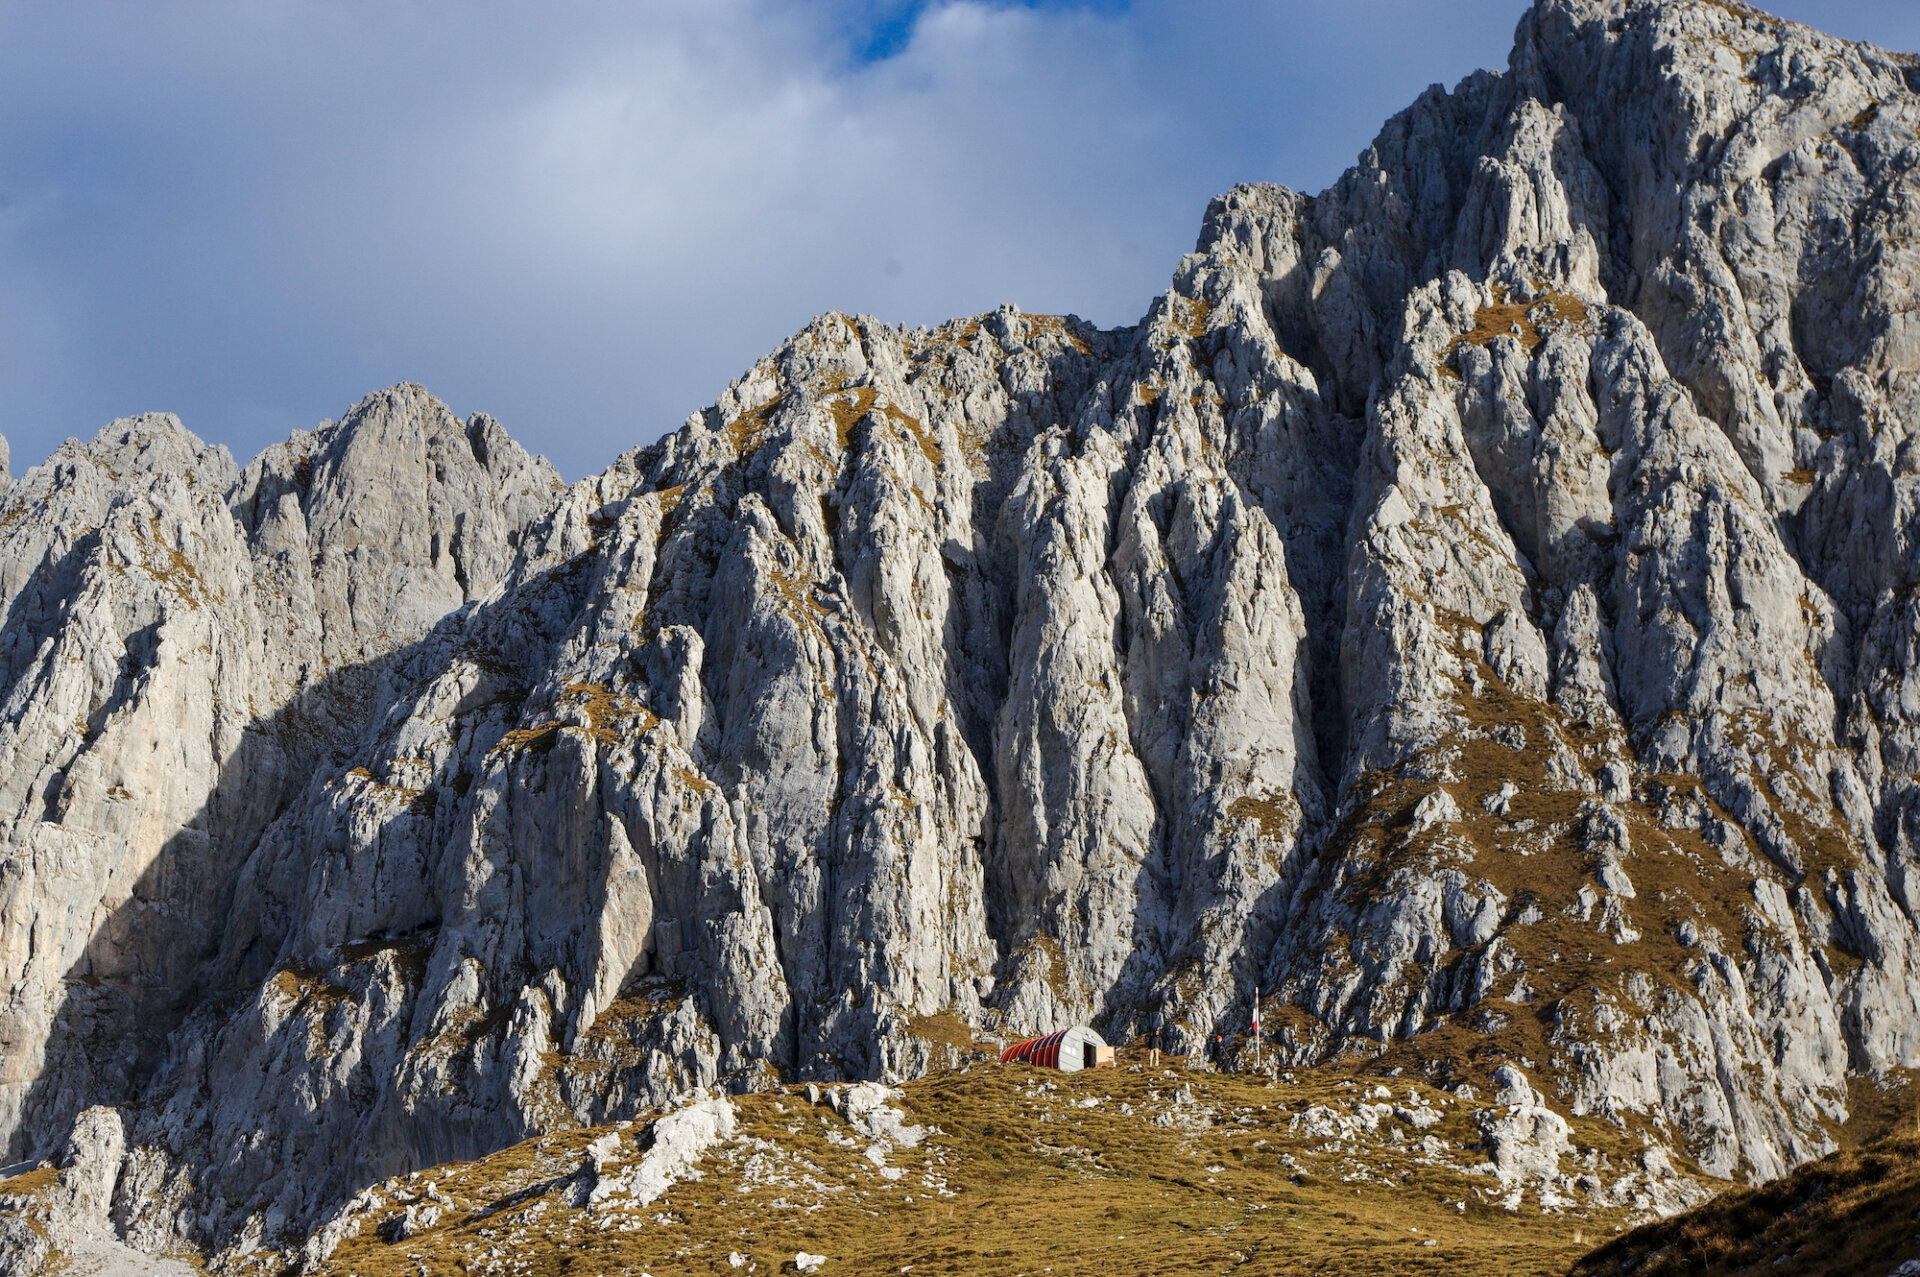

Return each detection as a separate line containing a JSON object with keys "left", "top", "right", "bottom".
{"left": 1253, "top": 985, "right": 1261, "bottom": 1074}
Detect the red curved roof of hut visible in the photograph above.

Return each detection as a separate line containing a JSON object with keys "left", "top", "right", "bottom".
{"left": 1000, "top": 1030, "right": 1069, "bottom": 1068}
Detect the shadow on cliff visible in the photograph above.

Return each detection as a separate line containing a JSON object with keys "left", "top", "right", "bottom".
{"left": 10, "top": 625, "right": 478, "bottom": 1166}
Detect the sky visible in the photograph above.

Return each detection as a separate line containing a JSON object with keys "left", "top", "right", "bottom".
{"left": 2, "top": 1, "right": 1918, "bottom": 480}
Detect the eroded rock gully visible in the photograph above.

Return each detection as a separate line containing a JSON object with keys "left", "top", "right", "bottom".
{"left": 5, "top": 0, "right": 1920, "bottom": 1265}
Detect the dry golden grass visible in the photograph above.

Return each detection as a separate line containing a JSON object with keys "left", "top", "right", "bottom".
{"left": 824, "top": 384, "right": 873, "bottom": 451}
{"left": 673, "top": 766, "right": 718, "bottom": 795}
{"left": 0, "top": 493, "right": 27, "bottom": 535}
{"left": 820, "top": 383, "right": 940, "bottom": 466}
{"left": 926, "top": 319, "right": 983, "bottom": 350}
{"left": 906, "top": 318, "right": 986, "bottom": 370}
{"left": 725, "top": 397, "right": 787, "bottom": 459}
{"left": 567, "top": 681, "right": 661, "bottom": 740}
{"left": 880, "top": 400, "right": 940, "bottom": 468}
{"left": 1020, "top": 313, "right": 1094, "bottom": 355}
{"left": 1173, "top": 296, "right": 1215, "bottom": 340}
{"left": 1444, "top": 287, "right": 1593, "bottom": 380}
{"left": 1838, "top": 1071, "right": 1920, "bottom": 1151}
{"left": 0, "top": 1167, "right": 58, "bottom": 1199}
{"left": 1573, "top": 1133, "right": 1920, "bottom": 1277}
{"left": 1228, "top": 791, "right": 1302, "bottom": 842}
{"left": 316, "top": 1062, "right": 1646, "bottom": 1277}
{"left": 906, "top": 1014, "right": 989, "bottom": 1059}
{"left": 491, "top": 681, "right": 659, "bottom": 757}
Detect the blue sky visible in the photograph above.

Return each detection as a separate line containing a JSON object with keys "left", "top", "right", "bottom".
{"left": 1, "top": 0, "right": 1917, "bottom": 479}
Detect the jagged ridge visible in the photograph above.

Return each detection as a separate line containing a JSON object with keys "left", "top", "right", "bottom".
{"left": 5, "top": 0, "right": 1920, "bottom": 1267}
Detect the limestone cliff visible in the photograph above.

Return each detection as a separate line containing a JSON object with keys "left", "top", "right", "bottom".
{"left": 5, "top": 0, "right": 1920, "bottom": 1265}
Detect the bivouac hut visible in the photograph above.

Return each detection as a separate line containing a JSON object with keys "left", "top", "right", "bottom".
{"left": 998, "top": 1025, "right": 1114, "bottom": 1072}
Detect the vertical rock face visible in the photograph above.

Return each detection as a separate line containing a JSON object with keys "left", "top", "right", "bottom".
{"left": 0, "top": 391, "right": 559, "bottom": 1180}
{"left": 7, "top": 0, "right": 1920, "bottom": 1261}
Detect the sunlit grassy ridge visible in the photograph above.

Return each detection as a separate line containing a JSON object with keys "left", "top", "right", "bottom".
{"left": 311, "top": 1060, "right": 1657, "bottom": 1277}
{"left": 1574, "top": 1129, "right": 1920, "bottom": 1276}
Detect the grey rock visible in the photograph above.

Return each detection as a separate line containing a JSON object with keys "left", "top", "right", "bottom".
{"left": 10, "top": 0, "right": 1920, "bottom": 1266}
{"left": 584, "top": 1094, "right": 735, "bottom": 1212}
{"left": 1475, "top": 1065, "right": 1572, "bottom": 1188}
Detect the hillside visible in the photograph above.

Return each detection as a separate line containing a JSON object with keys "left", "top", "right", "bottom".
{"left": 3, "top": 1051, "right": 1701, "bottom": 1277}
{"left": 1573, "top": 1118, "right": 1920, "bottom": 1275}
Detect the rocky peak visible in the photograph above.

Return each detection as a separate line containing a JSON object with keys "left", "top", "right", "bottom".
{"left": 7, "top": 0, "right": 1920, "bottom": 1268}
{"left": 232, "top": 383, "right": 562, "bottom": 671}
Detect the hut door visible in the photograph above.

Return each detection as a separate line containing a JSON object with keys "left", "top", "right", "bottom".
{"left": 1084, "top": 1042, "right": 1096, "bottom": 1069}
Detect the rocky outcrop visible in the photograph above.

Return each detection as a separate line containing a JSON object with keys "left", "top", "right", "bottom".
{"left": 7, "top": 0, "right": 1920, "bottom": 1266}
{"left": 584, "top": 1094, "right": 735, "bottom": 1211}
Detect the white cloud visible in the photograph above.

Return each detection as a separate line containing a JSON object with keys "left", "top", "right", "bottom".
{"left": 0, "top": 0, "right": 1911, "bottom": 478}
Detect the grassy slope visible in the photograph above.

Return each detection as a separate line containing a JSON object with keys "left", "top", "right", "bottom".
{"left": 1572, "top": 1082, "right": 1920, "bottom": 1277}
{"left": 314, "top": 1060, "right": 1655, "bottom": 1277}
{"left": 18, "top": 1049, "right": 1908, "bottom": 1275}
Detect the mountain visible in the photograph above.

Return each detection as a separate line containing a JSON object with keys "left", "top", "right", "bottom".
{"left": 6, "top": 0, "right": 1920, "bottom": 1268}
